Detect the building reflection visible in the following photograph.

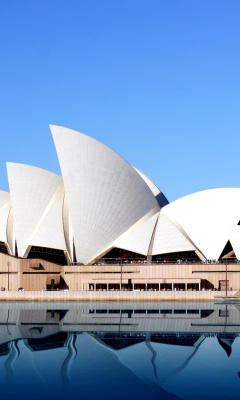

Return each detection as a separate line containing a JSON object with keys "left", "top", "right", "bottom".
{"left": 0, "top": 302, "right": 240, "bottom": 399}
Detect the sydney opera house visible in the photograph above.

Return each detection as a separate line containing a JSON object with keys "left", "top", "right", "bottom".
{"left": 0, "top": 125, "right": 240, "bottom": 294}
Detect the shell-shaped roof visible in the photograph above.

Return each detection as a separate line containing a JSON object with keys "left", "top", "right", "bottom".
{"left": 113, "top": 212, "right": 159, "bottom": 256}
{"left": 0, "top": 191, "right": 11, "bottom": 244}
{"left": 3, "top": 125, "right": 240, "bottom": 264}
{"left": 134, "top": 167, "right": 169, "bottom": 208}
{"left": 162, "top": 188, "right": 240, "bottom": 260}
{"left": 7, "top": 163, "right": 66, "bottom": 257}
{"left": 50, "top": 125, "right": 160, "bottom": 264}
{"left": 150, "top": 212, "right": 196, "bottom": 256}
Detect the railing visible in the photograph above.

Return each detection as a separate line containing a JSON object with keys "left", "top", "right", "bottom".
{"left": 71, "top": 258, "right": 240, "bottom": 266}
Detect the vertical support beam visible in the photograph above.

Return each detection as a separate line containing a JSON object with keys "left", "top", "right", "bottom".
{"left": 226, "top": 264, "right": 227, "bottom": 296}
{"left": 107, "top": 283, "right": 109, "bottom": 291}
{"left": 185, "top": 283, "right": 187, "bottom": 291}
{"left": 172, "top": 283, "right": 174, "bottom": 291}
{"left": 199, "top": 282, "right": 201, "bottom": 291}
{"left": 7, "top": 262, "right": 10, "bottom": 291}
{"left": 145, "top": 283, "right": 148, "bottom": 291}
{"left": 120, "top": 263, "right": 122, "bottom": 291}
{"left": 147, "top": 255, "right": 152, "bottom": 264}
{"left": 133, "top": 283, "right": 135, "bottom": 291}
{"left": 159, "top": 283, "right": 160, "bottom": 291}
{"left": 94, "top": 283, "right": 96, "bottom": 291}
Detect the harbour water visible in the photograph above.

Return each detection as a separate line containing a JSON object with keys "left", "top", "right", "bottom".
{"left": 0, "top": 301, "right": 240, "bottom": 400}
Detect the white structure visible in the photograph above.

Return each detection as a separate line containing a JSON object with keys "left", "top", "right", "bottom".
{"left": 0, "top": 191, "right": 12, "bottom": 254}
{"left": 150, "top": 212, "right": 197, "bottom": 257}
{"left": 161, "top": 188, "right": 240, "bottom": 261}
{"left": 0, "top": 125, "right": 239, "bottom": 265}
{"left": 7, "top": 163, "right": 67, "bottom": 259}
{"left": 50, "top": 125, "right": 160, "bottom": 264}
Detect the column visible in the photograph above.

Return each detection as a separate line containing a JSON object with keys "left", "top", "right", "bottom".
{"left": 147, "top": 255, "right": 152, "bottom": 263}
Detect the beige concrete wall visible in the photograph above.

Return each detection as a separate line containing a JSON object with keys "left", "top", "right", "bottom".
{"left": 0, "top": 252, "right": 239, "bottom": 296}
{"left": 0, "top": 252, "right": 61, "bottom": 291}
{"left": 62, "top": 263, "right": 240, "bottom": 291}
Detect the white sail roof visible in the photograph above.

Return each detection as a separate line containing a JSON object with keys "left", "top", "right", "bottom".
{"left": 162, "top": 188, "right": 240, "bottom": 260}
{"left": 133, "top": 167, "right": 161, "bottom": 197}
{"left": 113, "top": 212, "right": 159, "bottom": 256}
{"left": 150, "top": 212, "right": 196, "bottom": 256}
{"left": 51, "top": 125, "right": 160, "bottom": 264}
{"left": 7, "top": 163, "right": 66, "bottom": 257}
{"left": 3, "top": 125, "right": 240, "bottom": 264}
{"left": 0, "top": 191, "right": 11, "bottom": 244}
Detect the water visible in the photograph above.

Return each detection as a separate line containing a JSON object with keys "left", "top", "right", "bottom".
{"left": 0, "top": 301, "right": 240, "bottom": 400}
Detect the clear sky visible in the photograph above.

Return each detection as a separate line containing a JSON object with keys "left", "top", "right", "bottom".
{"left": 1, "top": 0, "right": 240, "bottom": 202}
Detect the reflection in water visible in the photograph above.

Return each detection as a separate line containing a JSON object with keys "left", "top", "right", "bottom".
{"left": 0, "top": 301, "right": 240, "bottom": 399}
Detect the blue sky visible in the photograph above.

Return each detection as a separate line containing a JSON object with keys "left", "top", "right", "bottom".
{"left": 1, "top": 0, "right": 240, "bottom": 202}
